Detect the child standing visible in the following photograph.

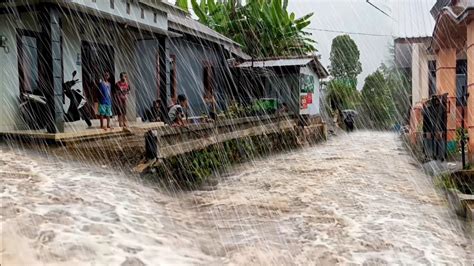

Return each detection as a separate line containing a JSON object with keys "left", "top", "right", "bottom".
{"left": 115, "top": 72, "right": 130, "bottom": 128}
{"left": 99, "top": 71, "right": 113, "bottom": 130}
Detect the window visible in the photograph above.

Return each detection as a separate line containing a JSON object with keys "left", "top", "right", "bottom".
{"left": 141, "top": 8, "right": 145, "bottom": 19}
{"left": 126, "top": 2, "right": 130, "bottom": 14}
{"left": 170, "top": 55, "right": 177, "bottom": 103}
{"left": 154, "top": 12, "right": 157, "bottom": 23}
{"left": 110, "top": 0, "right": 114, "bottom": 9}
{"left": 18, "top": 32, "right": 39, "bottom": 95}
{"left": 456, "top": 60, "right": 467, "bottom": 106}
{"left": 203, "top": 63, "right": 214, "bottom": 101}
{"left": 428, "top": 60, "right": 436, "bottom": 97}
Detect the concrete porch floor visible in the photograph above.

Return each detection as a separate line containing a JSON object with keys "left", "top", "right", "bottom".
{"left": 0, "top": 118, "right": 165, "bottom": 144}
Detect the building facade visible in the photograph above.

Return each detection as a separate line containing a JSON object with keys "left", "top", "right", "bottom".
{"left": 401, "top": 0, "right": 474, "bottom": 161}
{"left": 234, "top": 56, "right": 329, "bottom": 116}
{"left": 0, "top": 0, "right": 245, "bottom": 132}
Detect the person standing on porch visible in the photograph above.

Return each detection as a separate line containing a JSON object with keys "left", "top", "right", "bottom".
{"left": 115, "top": 72, "right": 130, "bottom": 128}
{"left": 98, "top": 71, "right": 113, "bottom": 130}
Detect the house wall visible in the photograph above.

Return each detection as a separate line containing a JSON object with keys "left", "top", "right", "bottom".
{"left": 411, "top": 42, "right": 432, "bottom": 106}
{"left": 0, "top": 11, "right": 42, "bottom": 131}
{"left": 0, "top": 15, "right": 21, "bottom": 131}
{"left": 134, "top": 39, "right": 160, "bottom": 119}
{"left": 264, "top": 72, "right": 300, "bottom": 114}
{"left": 169, "top": 38, "right": 231, "bottom": 117}
{"left": 300, "top": 66, "right": 321, "bottom": 116}
{"left": 0, "top": 7, "right": 166, "bottom": 131}
{"left": 70, "top": 0, "right": 167, "bottom": 31}
{"left": 61, "top": 15, "right": 143, "bottom": 121}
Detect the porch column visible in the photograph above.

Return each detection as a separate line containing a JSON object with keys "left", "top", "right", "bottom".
{"left": 436, "top": 48, "right": 457, "bottom": 151}
{"left": 39, "top": 5, "right": 64, "bottom": 133}
{"left": 466, "top": 22, "right": 474, "bottom": 162}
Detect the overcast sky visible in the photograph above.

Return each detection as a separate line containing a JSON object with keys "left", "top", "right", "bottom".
{"left": 287, "top": 0, "right": 436, "bottom": 89}
{"left": 168, "top": 0, "right": 436, "bottom": 89}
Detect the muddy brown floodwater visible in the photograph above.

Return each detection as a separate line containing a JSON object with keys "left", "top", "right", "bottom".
{"left": 1, "top": 131, "right": 472, "bottom": 265}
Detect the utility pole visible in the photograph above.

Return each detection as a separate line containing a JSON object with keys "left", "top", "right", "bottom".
{"left": 461, "top": 86, "right": 469, "bottom": 169}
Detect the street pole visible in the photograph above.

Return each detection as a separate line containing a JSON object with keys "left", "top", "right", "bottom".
{"left": 461, "top": 86, "right": 469, "bottom": 169}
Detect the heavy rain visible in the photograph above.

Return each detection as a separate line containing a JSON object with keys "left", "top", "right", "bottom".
{"left": 0, "top": 0, "right": 473, "bottom": 265}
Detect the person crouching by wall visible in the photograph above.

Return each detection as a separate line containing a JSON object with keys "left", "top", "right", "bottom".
{"left": 115, "top": 72, "right": 130, "bottom": 128}
{"left": 98, "top": 71, "right": 113, "bottom": 130}
{"left": 168, "top": 94, "right": 188, "bottom": 127}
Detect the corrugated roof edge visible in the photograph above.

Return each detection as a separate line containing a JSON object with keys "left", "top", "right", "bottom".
{"left": 140, "top": 0, "right": 188, "bottom": 16}
{"left": 430, "top": 5, "right": 474, "bottom": 51}
{"left": 168, "top": 17, "right": 238, "bottom": 47}
{"left": 394, "top": 37, "right": 433, "bottom": 44}
{"left": 140, "top": 1, "right": 242, "bottom": 48}
{"left": 237, "top": 55, "right": 329, "bottom": 79}
{"left": 167, "top": 11, "right": 252, "bottom": 60}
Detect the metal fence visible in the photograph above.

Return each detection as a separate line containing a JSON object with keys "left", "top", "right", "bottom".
{"left": 422, "top": 93, "right": 448, "bottom": 161}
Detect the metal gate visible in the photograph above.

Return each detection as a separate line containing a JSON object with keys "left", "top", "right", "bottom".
{"left": 422, "top": 94, "right": 448, "bottom": 161}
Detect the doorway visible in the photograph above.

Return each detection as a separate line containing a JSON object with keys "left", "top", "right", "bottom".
{"left": 81, "top": 41, "right": 115, "bottom": 117}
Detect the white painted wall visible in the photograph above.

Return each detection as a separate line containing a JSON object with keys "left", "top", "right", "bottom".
{"left": 0, "top": 7, "right": 163, "bottom": 130}
{"left": 70, "top": 0, "right": 167, "bottom": 31}
{"left": 0, "top": 11, "right": 42, "bottom": 131}
{"left": 61, "top": 16, "right": 144, "bottom": 121}
{"left": 411, "top": 42, "right": 431, "bottom": 106}
{"left": 300, "top": 66, "right": 321, "bottom": 116}
{"left": 0, "top": 15, "right": 21, "bottom": 131}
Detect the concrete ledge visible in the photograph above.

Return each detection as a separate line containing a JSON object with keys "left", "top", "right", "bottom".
{"left": 446, "top": 188, "right": 474, "bottom": 222}
{"left": 0, "top": 127, "right": 131, "bottom": 144}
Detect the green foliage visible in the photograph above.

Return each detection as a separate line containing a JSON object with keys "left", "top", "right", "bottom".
{"left": 175, "top": 0, "right": 189, "bottom": 12}
{"left": 434, "top": 173, "right": 456, "bottom": 190}
{"left": 360, "top": 70, "right": 395, "bottom": 129}
{"left": 150, "top": 131, "right": 300, "bottom": 189}
{"left": 329, "top": 35, "right": 362, "bottom": 87}
{"left": 325, "top": 79, "right": 360, "bottom": 112}
{"left": 455, "top": 128, "right": 468, "bottom": 154}
{"left": 379, "top": 62, "right": 411, "bottom": 125}
{"left": 188, "top": 0, "right": 316, "bottom": 57}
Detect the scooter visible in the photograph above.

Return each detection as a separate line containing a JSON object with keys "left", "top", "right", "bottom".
{"left": 63, "top": 71, "right": 92, "bottom": 127}
{"left": 20, "top": 70, "right": 92, "bottom": 129}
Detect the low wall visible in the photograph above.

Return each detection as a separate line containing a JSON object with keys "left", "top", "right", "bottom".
{"left": 5, "top": 115, "right": 327, "bottom": 188}
{"left": 140, "top": 115, "right": 327, "bottom": 188}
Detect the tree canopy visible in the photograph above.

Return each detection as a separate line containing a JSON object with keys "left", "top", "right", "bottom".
{"left": 360, "top": 70, "right": 396, "bottom": 129}
{"left": 329, "top": 35, "right": 362, "bottom": 87}
{"left": 175, "top": 0, "right": 317, "bottom": 58}
{"left": 325, "top": 79, "right": 360, "bottom": 112}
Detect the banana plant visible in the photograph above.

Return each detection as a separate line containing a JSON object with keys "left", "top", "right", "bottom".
{"left": 175, "top": 0, "right": 189, "bottom": 12}
{"left": 184, "top": 0, "right": 316, "bottom": 57}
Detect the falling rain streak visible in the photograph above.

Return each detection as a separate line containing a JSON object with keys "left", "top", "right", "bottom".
{"left": 0, "top": 0, "right": 473, "bottom": 265}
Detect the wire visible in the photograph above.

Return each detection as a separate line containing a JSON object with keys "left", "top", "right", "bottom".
{"left": 307, "top": 27, "right": 393, "bottom": 37}
{"left": 366, "top": 0, "right": 392, "bottom": 18}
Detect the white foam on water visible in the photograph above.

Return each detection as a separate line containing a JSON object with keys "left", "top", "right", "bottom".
{"left": 1, "top": 131, "right": 472, "bottom": 265}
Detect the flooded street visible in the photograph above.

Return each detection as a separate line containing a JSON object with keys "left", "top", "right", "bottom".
{"left": 1, "top": 131, "right": 472, "bottom": 265}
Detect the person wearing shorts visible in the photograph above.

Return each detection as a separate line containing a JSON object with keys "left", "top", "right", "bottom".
{"left": 99, "top": 71, "right": 113, "bottom": 130}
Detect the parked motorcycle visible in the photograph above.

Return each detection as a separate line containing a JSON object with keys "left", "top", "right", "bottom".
{"left": 63, "top": 71, "right": 92, "bottom": 127}
{"left": 20, "top": 70, "right": 92, "bottom": 130}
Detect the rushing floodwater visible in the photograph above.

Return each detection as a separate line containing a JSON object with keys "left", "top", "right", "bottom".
{"left": 1, "top": 131, "right": 472, "bottom": 265}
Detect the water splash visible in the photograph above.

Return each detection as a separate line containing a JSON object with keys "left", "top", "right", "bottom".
{"left": 1, "top": 131, "right": 471, "bottom": 265}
